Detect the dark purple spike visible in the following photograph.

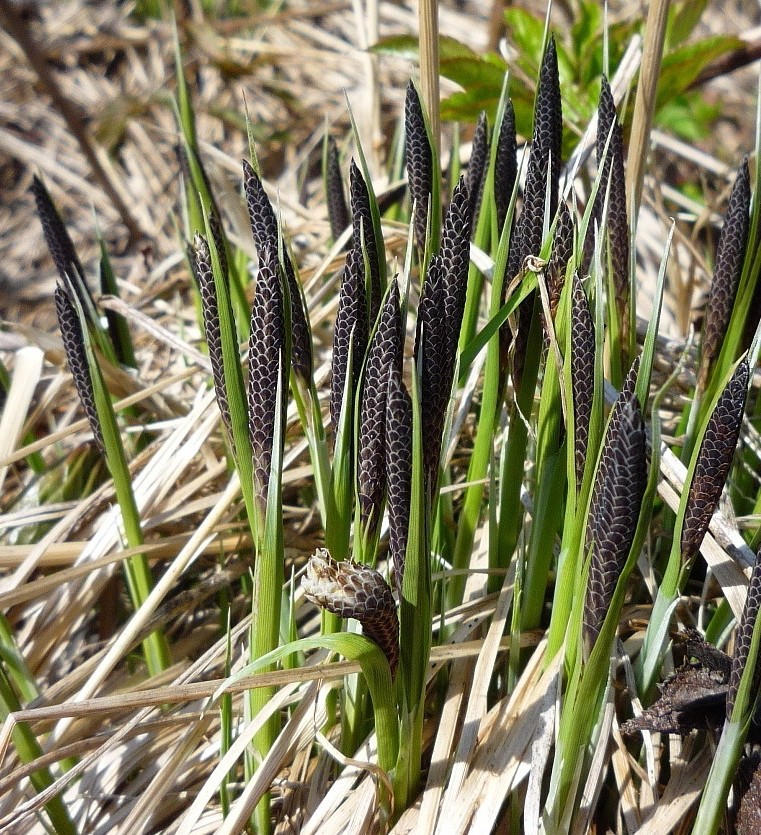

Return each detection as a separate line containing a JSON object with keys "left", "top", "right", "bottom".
{"left": 330, "top": 247, "right": 369, "bottom": 434}
{"left": 681, "top": 361, "right": 749, "bottom": 562}
{"left": 194, "top": 234, "right": 233, "bottom": 440}
{"left": 385, "top": 366, "right": 412, "bottom": 598}
{"left": 242, "top": 159, "right": 313, "bottom": 384}
{"left": 583, "top": 387, "right": 647, "bottom": 651}
{"left": 248, "top": 241, "right": 287, "bottom": 508}
{"left": 727, "top": 548, "right": 761, "bottom": 720}
{"left": 350, "top": 160, "right": 382, "bottom": 326}
{"left": 405, "top": 81, "right": 434, "bottom": 250}
{"left": 546, "top": 201, "right": 574, "bottom": 322}
{"left": 699, "top": 157, "right": 751, "bottom": 390}
{"left": 54, "top": 285, "right": 105, "bottom": 455}
{"left": 494, "top": 100, "right": 517, "bottom": 234}
{"left": 326, "top": 136, "right": 351, "bottom": 247}
{"left": 570, "top": 275, "right": 594, "bottom": 489}
{"left": 357, "top": 282, "right": 402, "bottom": 535}
{"left": 440, "top": 177, "right": 472, "bottom": 359}
{"left": 465, "top": 112, "right": 489, "bottom": 229}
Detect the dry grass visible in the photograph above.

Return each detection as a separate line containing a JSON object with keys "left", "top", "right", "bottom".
{"left": 1, "top": 1, "right": 761, "bottom": 833}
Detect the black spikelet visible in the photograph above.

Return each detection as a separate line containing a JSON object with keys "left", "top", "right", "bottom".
{"left": 248, "top": 241, "right": 287, "bottom": 508}
{"left": 465, "top": 112, "right": 489, "bottom": 228}
{"left": 242, "top": 159, "right": 313, "bottom": 384}
{"left": 698, "top": 158, "right": 751, "bottom": 390}
{"left": 546, "top": 201, "right": 574, "bottom": 322}
{"left": 350, "top": 160, "right": 382, "bottom": 325}
{"left": 330, "top": 246, "right": 369, "bottom": 434}
{"left": 358, "top": 282, "right": 402, "bottom": 535}
{"left": 570, "top": 275, "right": 594, "bottom": 489}
{"left": 405, "top": 81, "right": 434, "bottom": 250}
{"left": 385, "top": 365, "right": 412, "bottom": 598}
{"left": 326, "top": 136, "right": 351, "bottom": 247}
{"left": 727, "top": 548, "right": 761, "bottom": 720}
{"left": 494, "top": 100, "right": 517, "bottom": 234}
{"left": 681, "top": 361, "right": 749, "bottom": 562}
{"left": 194, "top": 234, "right": 233, "bottom": 440}
{"left": 583, "top": 381, "right": 647, "bottom": 651}
{"left": 440, "top": 177, "right": 472, "bottom": 359}
{"left": 54, "top": 285, "right": 105, "bottom": 455}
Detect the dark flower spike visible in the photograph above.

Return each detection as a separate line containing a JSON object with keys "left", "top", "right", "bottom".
{"left": 546, "top": 201, "right": 574, "bottom": 322}
{"left": 350, "top": 160, "right": 382, "bottom": 325}
{"left": 358, "top": 281, "right": 402, "bottom": 534}
{"left": 583, "top": 381, "right": 647, "bottom": 650}
{"left": 385, "top": 365, "right": 412, "bottom": 598}
{"left": 405, "top": 81, "right": 434, "bottom": 251}
{"left": 194, "top": 234, "right": 233, "bottom": 440}
{"left": 570, "top": 275, "right": 594, "bottom": 489}
{"left": 33, "top": 176, "right": 95, "bottom": 316}
{"left": 493, "top": 99, "right": 517, "bottom": 234}
{"left": 681, "top": 361, "right": 749, "bottom": 562}
{"left": 303, "top": 549, "right": 399, "bottom": 678}
{"left": 727, "top": 547, "right": 761, "bottom": 719}
{"left": 330, "top": 247, "right": 368, "bottom": 434}
{"left": 326, "top": 135, "right": 351, "bottom": 247}
{"left": 242, "top": 159, "right": 313, "bottom": 385}
{"left": 698, "top": 157, "right": 751, "bottom": 390}
{"left": 54, "top": 284, "right": 105, "bottom": 455}
{"left": 248, "top": 241, "right": 287, "bottom": 508}
{"left": 416, "top": 255, "right": 451, "bottom": 490}
{"left": 440, "top": 176, "right": 472, "bottom": 359}
{"left": 465, "top": 111, "right": 489, "bottom": 229}
{"left": 506, "top": 37, "right": 563, "bottom": 387}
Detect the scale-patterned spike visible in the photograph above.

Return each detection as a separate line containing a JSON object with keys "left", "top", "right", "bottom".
{"left": 326, "top": 136, "right": 351, "bottom": 246}
{"left": 248, "top": 241, "right": 287, "bottom": 507}
{"left": 699, "top": 158, "right": 751, "bottom": 389}
{"left": 54, "top": 285, "right": 104, "bottom": 455}
{"left": 350, "top": 160, "right": 382, "bottom": 325}
{"left": 386, "top": 366, "right": 412, "bottom": 598}
{"left": 583, "top": 387, "right": 647, "bottom": 650}
{"left": 358, "top": 282, "right": 402, "bottom": 534}
{"left": 465, "top": 111, "right": 489, "bottom": 228}
{"left": 194, "top": 234, "right": 233, "bottom": 439}
{"left": 330, "top": 247, "right": 368, "bottom": 434}
{"left": 405, "top": 81, "right": 433, "bottom": 250}
{"left": 547, "top": 201, "right": 574, "bottom": 321}
{"left": 727, "top": 548, "right": 761, "bottom": 720}
{"left": 570, "top": 275, "right": 594, "bottom": 489}
{"left": 494, "top": 100, "right": 517, "bottom": 234}
{"left": 242, "top": 159, "right": 313, "bottom": 384}
{"left": 302, "top": 549, "right": 399, "bottom": 677}
{"left": 441, "top": 176, "right": 472, "bottom": 359}
{"left": 681, "top": 361, "right": 749, "bottom": 561}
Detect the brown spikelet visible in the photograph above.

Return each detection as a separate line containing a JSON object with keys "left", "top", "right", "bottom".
{"left": 546, "top": 201, "right": 574, "bottom": 321}
{"left": 440, "top": 176, "right": 472, "bottom": 358}
{"left": 583, "top": 381, "right": 647, "bottom": 650}
{"left": 242, "top": 159, "right": 313, "bottom": 384}
{"left": 506, "top": 37, "right": 563, "bottom": 387}
{"left": 385, "top": 366, "right": 412, "bottom": 597}
{"left": 698, "top": 158, "right": 751, "bottom": 390}
{"left": 248, "top": 241, "right": 287, "bottom": 507}
{"left": 33, "top": 176, "right": 94, "bottom": 315}
{"left": 330, "top": 247, "right": 368, "bottom": 434}
{"left": 681, "top": 361, "right": 749, "bottom": 562}
{"left": 465, "top": 111, "right": 489, "bottom": 228}
{"left": 54, "top": 284, "right": 105, "bottom": 455}
{"left": 350, "top": 160, "right": 382, "bottom": 325}
{"left": 194, "top": 234, "right": 233, "bottom": 440}
{"left": 326, "top": 136, "right": 351, "bottom": 246}
{"left": 358, "top": 282, "right": 402, "bottom": 534}
{"left": 727, "top": 548, "right": 761, "bottom": 719}
{"left": 494, "top": 100, "right": 517, "bottom": 234}
{"left": 302, "top": 549, "right": 399, "bottom": 677}
{"left": 405, "top": 81, "right": 434, "bottom": 250}
{"left": 570, "top": 275, "right": 594, "bottom": 489}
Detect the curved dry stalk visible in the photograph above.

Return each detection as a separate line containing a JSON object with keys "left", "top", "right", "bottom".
{"left": 302, "top": 549, "right": 399, "bottom": 677}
